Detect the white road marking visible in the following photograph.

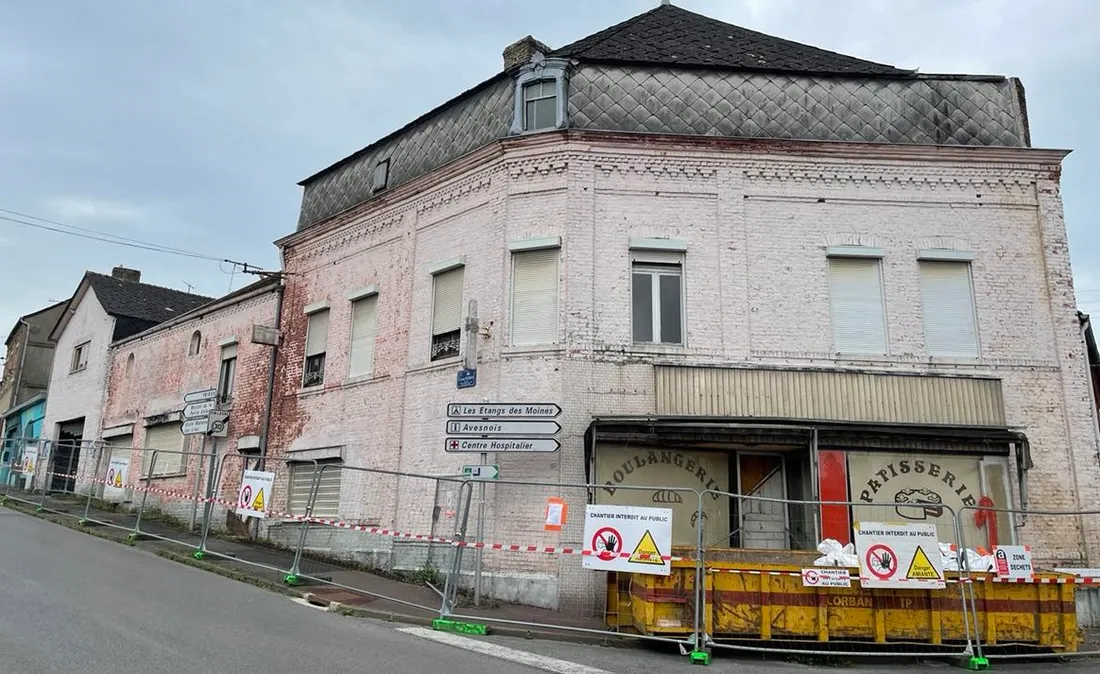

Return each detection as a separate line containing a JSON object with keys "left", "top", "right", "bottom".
{"left": 397, "top": 626, "right": 615, "bottom": 674}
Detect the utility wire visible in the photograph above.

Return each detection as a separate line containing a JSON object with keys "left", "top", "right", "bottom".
{"left": 0, "top": 206, "right": 210, "bottom": 258}
{"left": 0, "top": 210, "right": 243, "bottom": 266}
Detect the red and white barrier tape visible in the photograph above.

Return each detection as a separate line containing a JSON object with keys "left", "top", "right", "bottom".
{"left": 41, "top": 471, "right": 1100, "bottom": 575}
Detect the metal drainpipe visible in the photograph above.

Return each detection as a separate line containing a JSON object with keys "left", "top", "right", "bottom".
{"left": 257, "top": 280, "right": 284, "bottom": 473}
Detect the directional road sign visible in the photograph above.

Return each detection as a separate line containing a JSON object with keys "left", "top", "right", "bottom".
{"left": 182, "top": 417, "right": 210, "bottom": 435}
{"left": 446, "top": 403, "right": 561, "bottom": 419}
{"left": 183, "top": 400, "right": 216, "bottom": 419}
{"left": 446, "top": 420, "right": 560, "bottom": 436}
{"left": 445, "top": 437, "right": 560, "bottom": 453}
{"left": 184, "top": 388, "right": 217, "bottom": 404}
{"left": 462, "top": 464, "right": 500, "bottom": 480}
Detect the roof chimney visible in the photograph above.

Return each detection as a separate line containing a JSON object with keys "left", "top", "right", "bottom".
{"left": 503, "top": 35, "right": 552, "bottom": 71}
{"left": 111, "top": 266, "right": 141, "bottom": 283}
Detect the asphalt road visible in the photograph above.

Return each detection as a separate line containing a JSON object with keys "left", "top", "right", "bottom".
{"left": 1, "top": 507, "right": 1097, "bottom": 674}
{"left": 0, "top": 508, "right": 547, "bottom": 674}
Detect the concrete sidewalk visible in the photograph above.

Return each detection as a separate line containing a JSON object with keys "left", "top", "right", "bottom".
{"left": 0, "top": 492, "right": 615, "bottom": 644}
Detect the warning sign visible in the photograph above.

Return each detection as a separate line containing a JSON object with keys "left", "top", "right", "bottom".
{"left": 582, "top": 504, "right": 672, "bottom": 576}
{"left": 104, "top": 457, "right": 130, "bottom": 500}
{"left": 236, "top": 470, "right": 275, "bottom": 520}
{"left": 629, "top": 530, "right": 665, "bottom": 565}
{"left": 994, "top": 545, "right": 1033, "bottom": 582}
{"left": 20, "top": 446, "right": 38, "bottom": 477}
{"left": 801, "top": 568, "right": 852, "bottom": 588}
{"left": 855, "top": 522, "right": 945, "bottom": 589}
{"left": 906, "top": 546, "right": 940, "bottom": 580}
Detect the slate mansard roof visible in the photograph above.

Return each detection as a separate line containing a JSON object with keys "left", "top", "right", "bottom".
{"left": 551, "top": 3, "right": 911, "bottom": 76}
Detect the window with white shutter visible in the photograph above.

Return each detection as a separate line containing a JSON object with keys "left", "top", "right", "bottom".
{"left": 288, "top": 460, "right": 342, "bottom": 519}
{"left": 919, "top": 260, "right": 979, "bottom": 357}
{"left": 510, "top": 249, "right": 559, "bottom": 346}
{"left": 303, "top": 309, "right": 329, "bottom": 387}
{"left": 218, "top": 343, "right": 237, "bottom": 403}
{"left": 144, "top": 423, "right": 184, "bottom": 476}
{"left": 828, "top": 257, "right": 887, "bottom": 354}
{"left": 348, "top": 294, "right": 379, "bottom": 378}
{"left": 430, "top": 267, "right": 464, "bottom": 361}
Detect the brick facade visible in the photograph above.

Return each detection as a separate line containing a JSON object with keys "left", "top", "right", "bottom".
{"left": 269, "top": 133, "right": 1098, "bottom": 609}
{"left": 100, "top": 282, "right": 280, "bottom": 523}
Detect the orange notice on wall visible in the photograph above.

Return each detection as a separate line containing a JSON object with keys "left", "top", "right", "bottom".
{"left": 544, "top": 497, "right": 568, "bottom": 531}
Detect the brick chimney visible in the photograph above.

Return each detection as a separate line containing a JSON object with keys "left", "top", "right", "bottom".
{"left": 503, "top": 36, "right": 552, "bottom": 71}
{"left": 111, "top": 266, "right": 141, "bottom": 283}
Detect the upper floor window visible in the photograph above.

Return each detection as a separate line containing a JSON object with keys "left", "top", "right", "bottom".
{"left": 303, "top": 308, "right": 329, "bottom": 388}
{"left": 511, "top": 245, "right": 560, "bottom": 346}
{"left": 218, "top": 342, "right": 238, "bottom": 403}
{"left": 348, "top": 293, "right": 379, "bottom": 378}
{"left": 509, "top": 58, "right": 568, "bottom": 135}
{"left": 430, "top": 265, "right": 464, "bottom": 361}
{"left": 918, "top": 257, "right": 979, "bottom": 357}
{"left": 188, "top": 330, "right": 202, "bottom": 356}
{"left": 827, "top": 250, "right": 887, "bottom": 355}
{"left": 523, "top": 81, "right": 557, "bottom": 131}
{"left": 631, "top": 250, "right": 684, "bottom": 346}
{"left": 70, "top": 341, "right": 90, "bottom": 373}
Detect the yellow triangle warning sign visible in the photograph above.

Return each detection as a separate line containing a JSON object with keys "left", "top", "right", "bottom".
{"left": 629, "top": 530, "right": 665, "bottom": 565}
{"left": 114, "top": 472, "right": 123, "bottom": 487}
{"left": 251, "top": 488, "right": 265, "bottom": 512}
{"left": 906, "top": 545, "right": 941, "bottom": 580}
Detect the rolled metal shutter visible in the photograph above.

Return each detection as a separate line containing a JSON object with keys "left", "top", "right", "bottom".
{"left": 144, "top": 423, "right": 184, "bottom": 475}
{"left": 828, "top": 258, "right": 887, "bottom": 354}
{"left": 289, "top": 462, "right": 341, "bottom": 519}
{"left": 919, "top": 261, "right": 979, "bottom": 356}
{"left": 510, "top": 249, "right": 559, "bottom": 346}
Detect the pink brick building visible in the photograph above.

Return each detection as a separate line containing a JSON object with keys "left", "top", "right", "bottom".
{"left": 265, "top": 5, "right": 1099, "bottom": 610}
{"left": 98, "top": 277, "right": 280, "bottom": 527}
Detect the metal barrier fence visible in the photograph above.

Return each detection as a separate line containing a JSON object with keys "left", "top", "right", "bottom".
{"left": 6, "top": 448, "right": 1098, "bottom": 666}
{"left": 958, "top": 504, "right": 1100, "bottom": 661}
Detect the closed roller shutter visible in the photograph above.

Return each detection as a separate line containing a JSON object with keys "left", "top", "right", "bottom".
{"left": 289, "top": 461, "right": 342, "bottom": 519}
{"left": 919, "top": 261, "right": 979, "bottom": 357}
{"left": 828, "top": 258, "right": 887, "bottom": 354}
{"left": 348, "top": 295, "right": 378, "bottom": 378}
{"left": 431, "top": 267, "right": 464, "bottom": 337}
{"left": 144, "top": 423, "right": 184, "bottom": 476}
{"left": 511, "top": 248, "right": 559, "bottom": 346}
{"left": 305, "top": 310, "right": 329, "bottom": 357}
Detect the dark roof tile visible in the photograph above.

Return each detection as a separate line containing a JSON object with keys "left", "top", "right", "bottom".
{"left": 84, "top": 272, "right": 214, "bottom": 341}
{"left": 552, "top": 4, "right": 910, "bottom": 76}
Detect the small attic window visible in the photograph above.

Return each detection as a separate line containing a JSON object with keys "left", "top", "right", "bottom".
{"left": 510, "top": 58, "right": 568, "bottom": 135}
{"left": 523, "top": 80, "right": 557, "bottom": 131}
{"left": 189, "top": 330, "right": 202, "bottom": 356}
{"left": 372, "top": 159, "right": 389, "bottom": 192}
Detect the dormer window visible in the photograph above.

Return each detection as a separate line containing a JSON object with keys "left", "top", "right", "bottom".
{"left": 523, "top": 81, "right": 557, "bottom": 131}
{"left": 510, "top": 57, "right": 569, "bottom": 135}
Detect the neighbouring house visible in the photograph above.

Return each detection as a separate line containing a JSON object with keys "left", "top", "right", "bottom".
{"left": 41, "top": 266, "right": 213, "bottom": 492}
{"left": 265, "top": 2, "right": 1096, "bottom": 613}
{"left": 98, "top": 276, "right": 280, "bottom": 529}
{"left": 0, "top": 300, "right": 66, "bottom": 487}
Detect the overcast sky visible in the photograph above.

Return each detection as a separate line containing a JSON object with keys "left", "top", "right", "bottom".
{"left": 0, "top": 0, "right": 1097, "bottom": 340}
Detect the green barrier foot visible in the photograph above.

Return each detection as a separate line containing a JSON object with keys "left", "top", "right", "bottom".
{"left": 192, "top": 551, "right": 205, "bottom": 560}
{"left": 283, "top": 574, "right": 300, "bottom": 586}
{"left": 35, "top": 506, "right": 44, "bottom": 513}
{"left": 966, "top": 657, "right": 990, "bottom": 671}
{"left": 432, "top": 618, "right": 488, "bottom": 636}
{"left": 690, "top": 650, "right": 711, "bottom": 666}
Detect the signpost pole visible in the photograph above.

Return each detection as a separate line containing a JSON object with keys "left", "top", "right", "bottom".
{"left": 201, "top": 436, "right": 218, "bottom": 544}
{"left": 189, "top": 434, "right": 207, "bottom": 531}
{"left": 474, "top": 450, "right": 486, "bottom": 606}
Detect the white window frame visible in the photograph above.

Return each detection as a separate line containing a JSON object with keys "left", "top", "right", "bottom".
{"left": 509, "top": 238, "right": 561, "bottom": 346}
{"left": 348, "top": 290, "right": 379, "bottom": 379}
{"left": 302, "top": 307, "right": 329, "bottom": 388}
{"left": 429, "top": 260, "right": 465, "bottom": 362}
{"left": 509, "top": 58, "right": 569, "bottom": 135}
{"left": 826, "top": 248, "right": 888, "bottom": 356}
{"left": 630, "top": 250, "right": 685, "bottom": 346}
{"left": 70, "top": 341, "right": 90, "bottom": 373}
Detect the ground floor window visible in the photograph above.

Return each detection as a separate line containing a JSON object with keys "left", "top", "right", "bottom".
{"left": 288, "top": 460, "right": 342, "bottom": 519}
